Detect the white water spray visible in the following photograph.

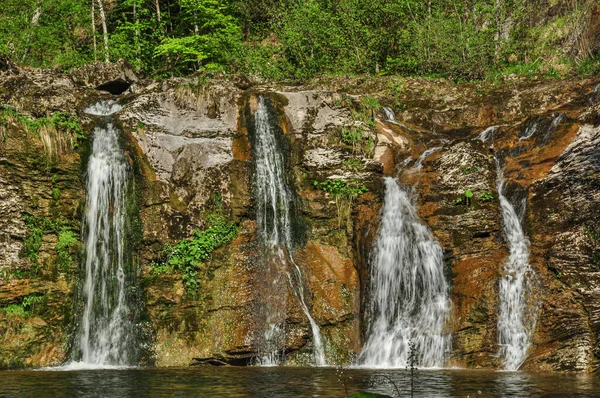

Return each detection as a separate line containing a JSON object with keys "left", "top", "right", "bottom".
{"left": 359, "top": 177, "right": 451, "bottom": 368}
{"left": 70, "top": 100, "right": 135, "bottom": 367}
{"left": 496, "top": 162, "right": 537, "bottom": 371}
{"left": 253, "top": 96, "right": 326, "bottom": 366}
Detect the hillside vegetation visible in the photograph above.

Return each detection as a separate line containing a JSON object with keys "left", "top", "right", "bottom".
{"left": 1, "top": 0, "right": 600, "bottom": 81}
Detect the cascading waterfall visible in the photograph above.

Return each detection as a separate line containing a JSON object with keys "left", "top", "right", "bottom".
{"left": 359, "top": 177, "right": 451, "bottom": 368}
{"left": 413, "top": 147, "right": 442, "bottom": 170}
{"left": 253, "top": 96, "right": 326, "bottom": 366}
{"left": 70, "top": 100, "right": 137, "bottom": 367}
{"left": 496, "top": 161, "right": 537, "bottom": 371}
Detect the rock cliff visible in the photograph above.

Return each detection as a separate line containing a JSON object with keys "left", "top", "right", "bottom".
{"left": 1, "top": 62, "right": 600, "bottom": 371}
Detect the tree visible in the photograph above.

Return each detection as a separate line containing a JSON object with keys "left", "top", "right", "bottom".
{"left": 153, "top": 0, "right": 242, "bottom": 75}
{"left": 96, "top": 0, "right": 109, "bottom": 62}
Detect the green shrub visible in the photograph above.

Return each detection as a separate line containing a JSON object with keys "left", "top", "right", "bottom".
{"left": 155, "top": 214, "right": 238, "bottom": 296}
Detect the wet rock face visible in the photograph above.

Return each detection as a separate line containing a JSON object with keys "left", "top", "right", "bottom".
{"left": 525, "top": 124, "right": 600, "bottom": 371}
{"left": 399, "top": 137, "right": 507, "bottom": 368}
{"left": 2, "top": 60, "right": 600, "bottom": 371}
{"left": 0, "top": 114, "right": 83, "bottom": 368}
{"left": 124, "top": 85, "right": 382, "bottom": 366}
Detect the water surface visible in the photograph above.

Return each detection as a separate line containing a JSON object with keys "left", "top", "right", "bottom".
{"left": 1, "top": 367, "right": 598, "bottom": 397}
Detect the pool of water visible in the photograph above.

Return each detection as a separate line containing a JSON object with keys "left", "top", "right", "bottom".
{"left": 0, "top": 367, "right": 598, "bottom": 397}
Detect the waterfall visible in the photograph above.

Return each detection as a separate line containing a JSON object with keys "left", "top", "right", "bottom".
{"left": 413, "top": 147, "right": 442, "bottom": 170}
{"left": 252, "top": 96, "right": 326, "bottom": 366}
{"left": 359, "top": 177, "right": 451, "bottom": 368}
{"left": 496, "top": 162, "right": 537, "bottom": 371}
{"left": 70, "top": 100, "right": 137, "bottom": 367}
{"left": 477, "top": 126, "right": 498, "bottom": 143}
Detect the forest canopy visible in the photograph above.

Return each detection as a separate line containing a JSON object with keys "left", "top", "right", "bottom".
{"left": 1, "top": 0, "right": 599, "bottom": 80}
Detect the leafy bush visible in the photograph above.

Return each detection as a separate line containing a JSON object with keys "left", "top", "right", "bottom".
{"left": 314, "top": 178, "right": 368, "bottom": 199}
{"left": 154, "top": 214, "right": 238, "bottom": 296}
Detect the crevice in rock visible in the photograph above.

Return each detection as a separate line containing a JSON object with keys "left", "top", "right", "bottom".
{"left": 95, "top": 79, "right": 130, "bottom": 95}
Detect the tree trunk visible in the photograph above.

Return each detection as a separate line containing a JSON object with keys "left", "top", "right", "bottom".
{"left": 134, "top": 1, "right": 141, "bottom": 68}
{"left": 91, "top": 0, "right": 97, "bottom": 62}
{"left": 96, "top": 0, "right": 109, "bottom": 62}
{"left": 155, "top": 0, "right": 161, "bottom": 23}
{"left": 21, "top": 1, "right": 43, "bottom": 63}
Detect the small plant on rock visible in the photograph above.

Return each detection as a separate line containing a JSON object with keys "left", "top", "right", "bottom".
{"left": 456, "top": 190, "right": 474, "bottom": 206}
{"left": 342, "top": 158, "right": 364, "bottom": 171}
{"left": 313, "top": 178, "right": 368, "bottom": 227}
{"left": 480, "top": 192, "right": 494, "bottom": 202}
{"left": 460, "top": 164, "right": 479, "bottom": 175}
{"left": 341, "top": 126, "right": 363, "bottom": 153}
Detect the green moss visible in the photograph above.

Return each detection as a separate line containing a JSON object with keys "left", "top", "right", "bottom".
{"left": 51, "top": 187, "right": 61, "bottom": 201}
{"left": 20, "top": 214, "right": 80, "bottom": 275}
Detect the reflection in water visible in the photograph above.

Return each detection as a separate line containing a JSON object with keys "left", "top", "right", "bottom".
{"left": 3, "top": 368, "right": 598, "bottom": 398}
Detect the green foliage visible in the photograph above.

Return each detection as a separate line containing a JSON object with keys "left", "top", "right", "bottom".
{"left": 21, "top": 214, "right": 79, "bottom": 272}
{"left": 22, "top": 214, "right": 46, "bottom": 265}
{"left": 455, "top": 190, "right": 474, "bottom": 206}
{"left": 342, "top": 158, "right": 364, "bottom": 171}
{"left": 55, "top": 229, "right": 78, "bottom": 271}
{"left": 2, "top": 0, "right": 597, "bottom": 81}
{"left": 480, "top": 192, "right": 494, "bottom": 202}
{"left": 341, "top": 126, "right": 363, "bottom": 149}
{"left": 153, "top": 0, "right": 243, "bottom": 76}
{"left": 313, "top": 178, "right": 368, "bottom": 227}
{"left": 51, "top": 187, "right": 60, "bottom": 201}
{"left": 155, "top": 214, "right": 237, "bottom": 296}
{"left": 360, "top": 96, "right": 381, "bottom": 112}
{"left": 3, "top": 304, "right": 28, "bottom": 318}
{"left": 0, "top": 0, "right": 93, "bottom": 69}
{"left": 577, "top": 54, "right": 600, "bottom": 76}
{"left": 313, "top": 178, "right": 368, "bottom": 200}
{"left": 0, "top": 107, "right": 83, "bottom": 141}
{"left": 2, "top": 295, "right": 44, "bottom": 318}
{"left": 460, "top": 165, "right": 480, "bottom": 175}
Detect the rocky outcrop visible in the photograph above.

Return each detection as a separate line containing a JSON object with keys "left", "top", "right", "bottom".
{"left": 69, "top": 59, "right": 137, "bottom": 94}
{"left": 1, "top": 61, "right": 600, "bottom": 371}
{"left": 0, "top": 104, "right": 83, "bottom": 368}
{"left": 118, "top": 84, "right": 381, "bottom": 366}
